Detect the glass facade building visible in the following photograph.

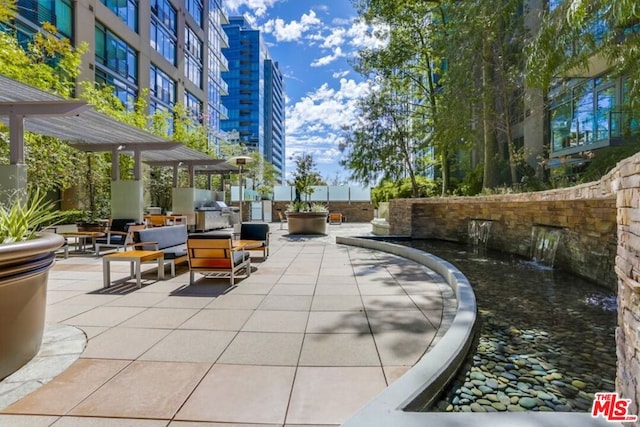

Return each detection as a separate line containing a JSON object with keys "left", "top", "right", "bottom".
{"left": 2, "top": 0, "right": 230, "bottom": 152}
{"left": 221, "top": 16, "right": 285, "bottom": 181}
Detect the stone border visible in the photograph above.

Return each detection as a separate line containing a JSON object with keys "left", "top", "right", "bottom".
{"left": 337, "top": 237, "right": 617, "bottom": 427}
{"left": 337, "top": 236, "right": 477, "bottom": 424}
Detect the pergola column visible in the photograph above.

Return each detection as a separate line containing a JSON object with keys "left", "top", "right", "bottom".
{"left": 0, "top": 100, "right": 89, "bottom": 204}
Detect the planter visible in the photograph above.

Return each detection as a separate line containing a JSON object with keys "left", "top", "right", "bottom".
{"left": 0, "top": 232, "right": 65, "bottom": 380}
{"left": 286, "top": 211, "right": 329, "bottom": 235}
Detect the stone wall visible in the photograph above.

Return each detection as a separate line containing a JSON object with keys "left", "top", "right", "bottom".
{"left": 389, "top": 189, "right": 617, "bottom": 288}
{"left": 612, "top": 152, "right": 640, "bottom": 422}
{"left": 388, "top": 151, "right": 640, "bottom": 419}
{"left": 272, "top": 201, "right": 374, "bottom": 223}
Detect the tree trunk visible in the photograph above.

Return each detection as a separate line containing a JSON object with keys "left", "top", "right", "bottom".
{"left": 482, "top": 37, "right": 500, "bottom": 190}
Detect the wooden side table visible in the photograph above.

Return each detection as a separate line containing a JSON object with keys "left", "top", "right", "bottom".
{"left": 103, "top": 250, "right": 164, "bottom": 289}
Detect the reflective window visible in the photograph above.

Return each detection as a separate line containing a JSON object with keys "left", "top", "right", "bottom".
{"left": 95, "top": 22, "right": 138, "bottom": 84}
{"left": 185, "top": 91, "right": 203, "bottom": 122}
{"left": 150, "top": 63, "right": 175, "bottom": 107}
{"left": 186, "top": 0, "right": 203, "bottom": 27}
{"left": 150, "top": 0, "right": 176, "bottom": 64}
{"left": 100, "top": 0, "right": 138, "bottom": 32}
{"left": 185, "top": 26, "right": 203, "bottom": 88}
{"left": 16, "top": 0, "right": 73, "bottom": 38}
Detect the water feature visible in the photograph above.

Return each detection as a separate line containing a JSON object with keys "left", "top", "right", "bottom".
{"left": 393, "top": 239, "right": 616, "bottom": 413}
{"left": 468, "top": 219, "right": 493, "bottom": 248}
{"left": 530, "top": 225, "right": 563, "bottom": 267}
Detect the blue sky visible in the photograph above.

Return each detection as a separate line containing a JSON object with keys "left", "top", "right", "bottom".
{"left": 223, "top": 0, "right": 384, "bottom": 184}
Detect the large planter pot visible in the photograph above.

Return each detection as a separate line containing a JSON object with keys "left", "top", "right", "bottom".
{"left": 286, "top": 211, "right": 329, "bottom": 235}
{"left": 0, "top": 232, "right": 64, "bottom": 380}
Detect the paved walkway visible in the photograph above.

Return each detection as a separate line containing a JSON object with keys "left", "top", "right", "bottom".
{"left": 0, "top": 223, "right": 454, "bottom": 427}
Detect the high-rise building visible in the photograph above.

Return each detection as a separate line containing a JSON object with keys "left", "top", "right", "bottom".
{"left": 3, "top": 0, "right": 230, "bottom": 151}
{"left": 264, "top": 59, "right": 285, "bottom": 182}
{"left": 221, "top": 16, "right": 285, "bottom": 181}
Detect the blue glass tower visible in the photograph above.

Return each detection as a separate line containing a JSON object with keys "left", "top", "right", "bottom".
{"left": 222, "top": 16, "right": 285, "bottom": 181}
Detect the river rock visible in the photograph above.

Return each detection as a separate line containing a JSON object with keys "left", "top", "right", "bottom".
{"left": 470, "top": 403, "right": 486, "bottom": 412}
{"left": 519, "top": 397, "right": 538, "bottom": 409}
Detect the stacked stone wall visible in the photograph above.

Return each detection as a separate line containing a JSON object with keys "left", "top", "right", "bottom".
{"left": 388, "top": 152, "right": 640, "bottom": 419}
{"left": 390, "top": 193, "right": 617, "bottom": 287}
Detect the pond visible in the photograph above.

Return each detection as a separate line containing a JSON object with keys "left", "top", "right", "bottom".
{"left": 394, "top": 239, "right": 617, "bottom": 413}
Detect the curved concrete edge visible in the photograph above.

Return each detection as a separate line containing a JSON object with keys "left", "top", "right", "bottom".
{"left": 337, "top": 237, "right": 619, "bottom": 427}
{"left": 337, "top": 236, "right": 477, "bottom": 425}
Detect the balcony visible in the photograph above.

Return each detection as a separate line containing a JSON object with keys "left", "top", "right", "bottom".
{"left": 550, "top": 111, "right": 640, "bottom": 159}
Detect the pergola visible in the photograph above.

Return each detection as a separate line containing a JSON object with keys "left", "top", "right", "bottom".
{"left": 0, "top": 74, "right": 236, "bottom": 218}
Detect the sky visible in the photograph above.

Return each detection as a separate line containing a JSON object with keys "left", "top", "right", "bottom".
{"left": 222, "top": 0, "right": 385, "bottom": 184}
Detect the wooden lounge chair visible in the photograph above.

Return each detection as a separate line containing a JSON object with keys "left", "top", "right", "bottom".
{"left": 187, "top": 235, "right": 251, "bottom": 285}
{"left": 329, "top": 212, "right": 343, "bottom": 225}
{"left": 240, "top": 223, "right": 271, "bottom": 258}
{"left": 278, "top": 211, "right": 288, "bottom": 229}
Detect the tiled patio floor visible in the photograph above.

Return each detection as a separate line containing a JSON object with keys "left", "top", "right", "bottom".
{"left": 0, "top": 223, "right": 454, "bottom": 427}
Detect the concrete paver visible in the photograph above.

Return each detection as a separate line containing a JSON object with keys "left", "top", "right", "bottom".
{"left": 0, "top": 223, "right": 454, "bottom": 426}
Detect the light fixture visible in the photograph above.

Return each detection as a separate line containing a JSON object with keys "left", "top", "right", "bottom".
{"left": 178, "top": 161, "right": 184, "bottom": 167}
{"left": 116, "top": 144, "right": 125, "bottom": 151}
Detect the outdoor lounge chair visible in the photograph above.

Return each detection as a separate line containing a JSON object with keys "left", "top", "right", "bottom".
{"left": 240, "top": 222, "right": 271, "bottom": 258}
{"left": 329, "top": 212, "right": 343, "bottom": 225}
{"left": 278, "top": 211, "right": 288, "bottom": 229}
{"left": 187, "top": 234, "right": 251, "bottom": 285}
{"left": 94, "top": 219, "right": 143, "bottom": 255}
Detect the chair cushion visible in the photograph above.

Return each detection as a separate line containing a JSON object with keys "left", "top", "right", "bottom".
{"left": 163, "top": 245, "right": 187, "bottom": 259}
{"left": 240, "top": 223, "right": 269, "bottom": 241}
{"left": 232, "top": 250, "right": 250, "bottom": 266}
{"left": 110, "top": 219, "right": 136, "bottom": 232}
{"left": 134, "top": 225, "right": 188, "bottom": 250}
{"left": 95, "top": 235, "right": 125, "bottom": 245}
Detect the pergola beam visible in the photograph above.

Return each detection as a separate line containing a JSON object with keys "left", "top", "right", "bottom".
{"left": 0, "top": 100, "right": 90, "bottom": 116}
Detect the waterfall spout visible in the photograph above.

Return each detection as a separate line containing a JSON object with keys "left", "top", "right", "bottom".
{"left": 468, "top": 219, "right": 493, "bottom": 247}
{"left": 530, "top": 225, "right": 562, "bottom": 267}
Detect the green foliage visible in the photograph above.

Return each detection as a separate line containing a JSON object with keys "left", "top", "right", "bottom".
{"left": 286, "top": 201, "right": 306, "bottom": 213}
{"left": 580, "top": 141, "right": 640, "bottom": 183}
{"left": 310, "top": 203, "right": 328, "bottom": 212}
{"left": 55, "top": 209, "right": 89, "bottom": 225}
{"left": 288, "top": 154, "right": 325, "bottom": 199}
{"left": 0, "top": 190, "right": 62, "bottom": 243}
{"left": 371, "top": 176, "right": 441, "bottom": 206}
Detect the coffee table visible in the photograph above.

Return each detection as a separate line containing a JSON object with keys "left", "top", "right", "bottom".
{"left": 102, "top": 250, "right": 164, "bottom": 289}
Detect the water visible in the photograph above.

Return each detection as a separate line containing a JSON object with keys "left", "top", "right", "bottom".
{"left": 468, "top": 220, "right": 493, "bottom": 247}
{"left": 530, "top": 225, "right": 563, "bottom": 267}
{"left": 394, "top": 239, "right": 617, "bottom": 413}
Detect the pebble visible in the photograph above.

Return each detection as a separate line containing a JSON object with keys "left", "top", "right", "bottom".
{"left": 486, "top": 379, "right": 499, "bottom": 389}
{"left": 492, "top": 402, "right": 507, "bottom": 411}
{"left": 519, "top": 397, "right": 538, "bottom": 409}
{"left": 507, "top": 404, "right": 526, "bottom": 412}
{"left": 470, "top": 403, "right": 486, "bottom": 412}
{"left": 470, "top": 372, "right": 486, "bottom": 381}
{"left": 571, "top": 380, "right": 586, "bottom": 389}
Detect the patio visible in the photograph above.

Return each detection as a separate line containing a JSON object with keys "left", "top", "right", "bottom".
{"left": 0, "top": 223, "right": 455, "bottom": 426}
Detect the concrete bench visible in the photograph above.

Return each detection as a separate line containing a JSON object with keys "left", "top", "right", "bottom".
{"left": 132, "top": 225, "right": 188, "bottom": 277}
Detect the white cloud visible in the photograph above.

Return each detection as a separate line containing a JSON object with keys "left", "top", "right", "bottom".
{"left": 332, "top": 70, "right": 350, "bottom": 78}
{"left": 224, "top": 0, "right": 282, "bottom": 17}
{"left": 310, "top": 46, "right": 344, "bottom": 67}
{"left": 347, "top": 18, "right": 389, "bottom": 50}
{"left": 284, "top": 78, "right": 372, "bottom": 173}
{"left": 262, "top": 10, "right": 321, "bottom": 42}
{"left": 320, "top": 27, "right": 346, "bottom": 48}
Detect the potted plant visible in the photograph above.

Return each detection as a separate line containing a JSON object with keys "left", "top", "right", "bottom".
{"left": 0, "top": 191, "right": 65, "bottom": 380}
{"left": 285, "top": 154, "right": 329, "bottom": 235}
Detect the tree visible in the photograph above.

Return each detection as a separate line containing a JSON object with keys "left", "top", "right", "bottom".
{"left": 288, "top": 154, "right": 325, "bottom": 202}
{"left": 352, "top": 0, "right": 449, "bottom": 194}
{"left": 340, "top": 84, "right": 426, "bottom": 197}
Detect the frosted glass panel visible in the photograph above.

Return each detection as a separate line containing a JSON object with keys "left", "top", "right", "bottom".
{"left": 309, "top": 186, "right": 328, "bottom": 201}
{"left": 274, "top": 185, "right": 294, "bottom": 201}
{"left": 328, "top": 186, "right": 349, "bottom": 201}
{"left": 350, "top": 187, "right": 371, "bottom": 201}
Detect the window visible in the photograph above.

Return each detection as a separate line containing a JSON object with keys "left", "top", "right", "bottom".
{"left": 95, "top": 22, "right": 138, "bottom": 109}
{"left": 16, "top": 0, "right": 73, "bottom": 38}
{"left": 185, "top": 91, "right": 203, "bottom": 122}
{"left": 186, "top": 0, "right": 203, "bottom": 27}
{"left": 100, "top": 0, "right": 138, "bottom": 32}
{"left": 184, "top": 26, "right": 203, "bottom": 88}
{"left": 150, "top": 64, "right": 175, "bottom": 107}
{"left": 150, "top": 0, "right": 176, "bottom": 64}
